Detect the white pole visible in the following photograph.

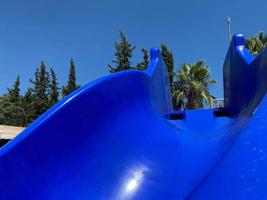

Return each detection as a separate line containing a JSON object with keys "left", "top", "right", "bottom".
{"left": 227, "top": 16, "right": 232, "bottom": 42}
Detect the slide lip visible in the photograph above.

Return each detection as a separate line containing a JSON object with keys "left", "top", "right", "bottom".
{"left": 233, "top": 34, "right": 245, "bottom": 47}
{"left": 146, "top": 47, "right": 161, "bottom": 77}
{"left": 232, "top": 34, "right": 254, "bottom": 65}
{"left": 150, "top": 47, "right": 161, "bottom": 59}
{"left": 2, "top": 34, "right": 267, "bottom": 199}
{"left": 0, "top": 47, "right": 173, "bottom": 154}
{"left": 0, "top": 70, "right": 146, "bottom": 155}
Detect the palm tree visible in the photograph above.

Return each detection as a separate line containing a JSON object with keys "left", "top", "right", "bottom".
{"left": 245, "top": 32, "right": 267, "bottom": 56}
{"left": 172, "top": 60, "right": 216, "bottom": 110}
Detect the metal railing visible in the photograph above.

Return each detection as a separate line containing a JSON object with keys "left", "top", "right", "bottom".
{"left": 211, "top": 98, "right": 224, "bottom": 108}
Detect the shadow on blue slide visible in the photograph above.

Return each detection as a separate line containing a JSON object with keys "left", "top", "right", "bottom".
{"left": 0, "top": 34, "right": 267, "bottom": 199}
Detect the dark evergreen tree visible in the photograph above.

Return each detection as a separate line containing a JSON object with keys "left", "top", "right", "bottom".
{"left": 30, "top": 61, "right": 50, "bottom": 118}
{"left": 136, "top": 48, "right": 149, "bottom": 70}
{"left": 161, "top": 44, "right": 175, "bottom": 86}
{"left": 0, "top": 76, "right": 24, "bottom": 126}
{"left": 49, "top": 68, "right": 59, "bottom": 106}
{"left": 21, "top": 88, "right": 35, "bottom": 126}
{"left": 7, "top": 76, "right": 21, "bottom": 103}
{"left": 62, "top": 58, "right": 80, "bottom": 97}
{"left": 108, "top": 31, "right": 135, "bottom": 73}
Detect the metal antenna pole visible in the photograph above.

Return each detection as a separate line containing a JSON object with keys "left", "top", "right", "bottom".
{"left": 227, "top": 16, "right": 232, "bottom": 42}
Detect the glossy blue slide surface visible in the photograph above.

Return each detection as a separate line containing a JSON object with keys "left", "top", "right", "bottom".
{"left": 0, "top": 34, "right": 267, "bottom": 199}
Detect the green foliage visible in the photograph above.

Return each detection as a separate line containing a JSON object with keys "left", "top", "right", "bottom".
{"left": 30, "top": 61, "right": 50, "bottom": 118}
{"left": 245, "top": 32, "right": 267, "bottom": 56}
{"left": 49, "top": 68, "right": 59, "bottom": 106}
{"left": 62, "top": 58, "right": 80, "bottom": 97}
{"left": 21, "top": 88, "right": 35, "bottom": 126}
{"left": 161, "top": 44, "right": 175, "bottom": 86}
{"left": 0, "top": 59, "right": 80, "bottom": 127}
{"left": 0, "top": 30, "right": 219, "bottom": 127}
{"left": 106, "top": 32, "right": 215, "bottom": 110}
{"left": 172, "top": 60, "right": 216, "bottom": 110}
{"left": 136, "top": 48, "right": 149, "bottom": 70}
{"left": 7, "top": 76, "right": 21, "bottom": 103}
{"left": 0, "top": 76, "right": 24, "bottom": 126}
{"left": 160, "top": 44, "right": 177, "bottom": 108}
{"left": 108, "top": 31, "right": 135, "bottom": 72}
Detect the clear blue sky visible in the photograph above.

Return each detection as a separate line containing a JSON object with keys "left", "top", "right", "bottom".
{"left": 0, "top": 0, "right": 266, "bottom": 98}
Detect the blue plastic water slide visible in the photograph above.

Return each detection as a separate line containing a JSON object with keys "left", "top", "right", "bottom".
{"left": 0, "top": 34, "right": 267, "bottom": 199}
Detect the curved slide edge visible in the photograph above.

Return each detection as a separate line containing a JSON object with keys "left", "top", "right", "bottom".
{"left": 223, "top": 34, "right": 255, "bottom": 116}
{"left": 0, "top": 48, "right": 172, "bottom": 156}
{"left": 0, "top": 48, "right": 175, "bottom": 199}
{"left": 189, "top": 35, "right": 267, "bottom": 199}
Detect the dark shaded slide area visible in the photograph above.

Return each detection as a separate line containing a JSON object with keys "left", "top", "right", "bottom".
{"left": 0, "top": 35, "right": 267, "bottom": 200}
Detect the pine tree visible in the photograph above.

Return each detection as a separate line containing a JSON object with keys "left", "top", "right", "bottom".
{"left": 161, "top": 44, "right": 175, "bottom": 86}
{"left": 108, "top": 31, "right": 135, "bottom": 73}
{"left": 136, "top": 48, "right": 149, "bottom": 70}
{"left": 62, "top": 58, "right": 80, "bottom": 97}
{"left": 49, "top": 68, "right": 59, "bottom": 106}
{"left": 7, "top": 76, "right": 21, "bottom": 102}
{"left": 21, "top": 88, "right": 35, "bottom": 126}
{"left": 30, "top": 61, "right": 50, "bottom": 118}
{"left": 0, "top": 76, "right": 24, "bottom": 126}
